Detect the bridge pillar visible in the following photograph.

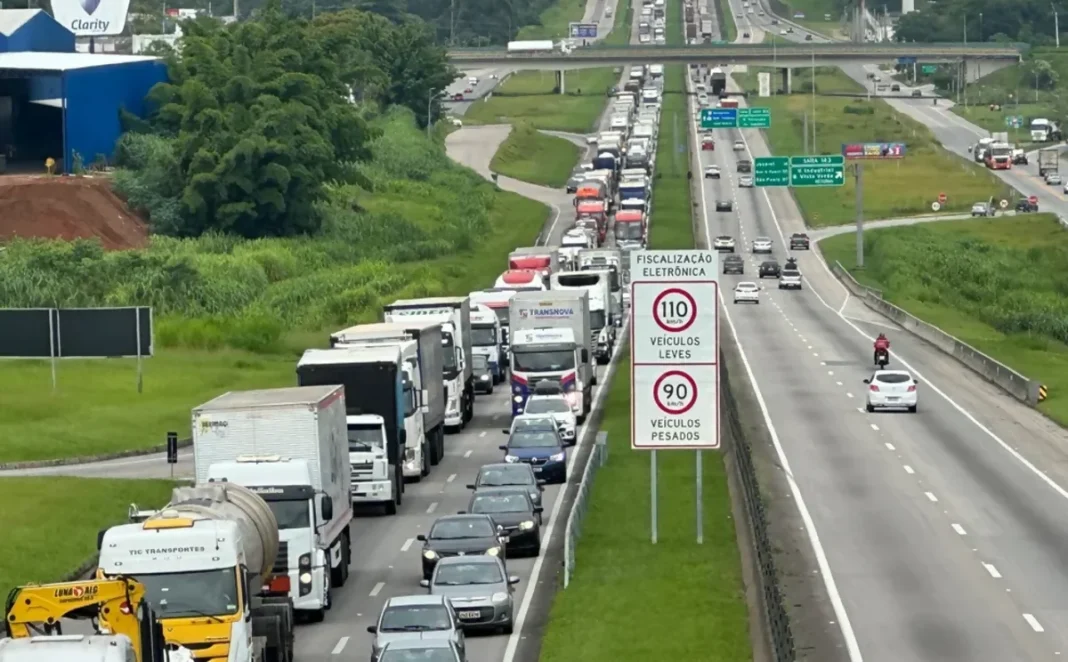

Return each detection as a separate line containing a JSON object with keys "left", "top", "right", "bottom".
{"left": 556, "top": 70, "right": 566, "bottom": 94}
{"left": 781, "top": 68, "right": 792, "bottom": 94}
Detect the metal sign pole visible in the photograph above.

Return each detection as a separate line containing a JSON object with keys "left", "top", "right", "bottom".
{"left": 135, "top": 308, "right": 144, "bottom": 394}
{"left": 855, "top": 163, "right": 864, "bottom": 268}
{"left": 651, "top": 450, "right": 659, "bottom": 544}
{"left": 48, "top": 309, "right": 57, "bottom": 393}
{"left": 696, "top": 450, "right": 704, "bottom": 544}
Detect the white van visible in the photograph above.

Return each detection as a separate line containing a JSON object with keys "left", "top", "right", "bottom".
{"left": 649, "top": 64, "right": 664, "bottom": 78}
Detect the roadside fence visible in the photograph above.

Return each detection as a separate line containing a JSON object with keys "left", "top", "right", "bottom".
{"left": 562, "top": 431, "right": 609, "bottom": 588}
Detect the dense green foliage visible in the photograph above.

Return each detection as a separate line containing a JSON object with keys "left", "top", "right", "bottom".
{"left": 117, "top": 5, "right": 454, "bottom": 239}
{"left": 895, "top": 0, "right": 1059, "bottom": 45}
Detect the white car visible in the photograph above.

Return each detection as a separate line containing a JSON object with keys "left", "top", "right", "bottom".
{"left": 704, "top": 165, "right": 721, "bottom": 179}
{"left": 639, "top": 33, "right": 652, "bottom": 44}
{"left": 467, "top": 76, "right": 479, "bottom": 85}
{"left": 780, "top": 29, "right": 788, "bottom": 35}
{"left": 733, "top": 140, "right": 745, "bottom": 151}
{"left": 864, "top": 370, "right": 918, "bottom": 413}
{"left": 522, "top": 394, "right": 578, "bottom": 444}
{"left": 733, "top": 282, "right": 760, "bottom": 304}
{"left": 752, "top": 237, "right": 773, "bottom": 253}
{"left": 713, "top": 236, "right": 735, "bottom": 252}
{"left": 738, "top": 176, "right": 754, "bottom": 188}
{"left": 586, "top": 135, "right": 598, "bottom": 145}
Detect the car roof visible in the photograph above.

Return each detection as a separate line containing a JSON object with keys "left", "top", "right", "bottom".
{"left": 435, "top": 554, "right": 503, "bottom": 567}
{"left": 433, "top": 513, "right": 495, "bottom": 525}
{"left": 737, "top": 281, "right": 758, "bottom": 287}
{"left": 478, "top": 462, "right": 533, "bottom": 474}
{"left": 512, "top": 414, "right": 557, "bottom": 428}
{"left": 385, "top": 594, "right": 449, "bottom": 607}
{"left": 755, "top": 236, "right": 771, "bottom": 241}
{"left": 381, "top": 639, "right": 456, "bottom": 651}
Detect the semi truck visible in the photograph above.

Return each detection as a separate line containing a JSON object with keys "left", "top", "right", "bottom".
{"left": 470, "top": 304, "right": 505, "bottom": 383}
{"left": 469, "top": 290, "right": 516, "bottom": 362}
{"left": 331, "top": 322, "right": 447, "bottom": 474}
{"left": 297, "top": 347, "right": 409, "bottom": 514}
{"left": 508, "top": 290, "right": 592, "bottom": 422}
{"left": 578, "top": 248, "right": 624, "bottom": 318}
{"left": 191, "top": 386, "right": 353, "bottom": 620}
{"left": 384, "top": 297, "right": 474, "bottom": 431}
{"left": 508, "top": 247, "right": 559, "bottom": 280}
{"left": 710, "top": 67, "right": 727, "bottom": 96}
{"left": 507, "top": 40, "right": 561, "bottom": 54}
{"left": 1039, "top": 147, "right": 1059, "bottom": 177}
{"left": 97, "top": 482, "right": 296, "bottom": 662}
{"left": 984, "top": 142, "right": 1012, "bottom": 169}
{"left": 551, "top": 269, "right": 617, "bottom": 365}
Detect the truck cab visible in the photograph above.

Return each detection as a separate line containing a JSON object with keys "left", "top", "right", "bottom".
{"left": 470, "top": 290, "right": 516, "bottom": 364}
{"left": 508, "top": 248, "right": 559, "bottom": 284}
{"left": 578, "top": 250, "right": 623, "bottom": 322}
{"left": 470, "top": 304, "right": 504, "bottom": 384}
{"left": 509, "top": 327, "right": 588, "bottom": 422}
{"left": 614, "top": 210, "right": 646, "bottom": 249}
{"left": 551, "top": 270, "right": 616, "bottom": 365}
{"left": 494, "top": 269, "right": 546, "bottom": 291}
{"left": 346, "top": 414, "right": 393, "bottom": 507}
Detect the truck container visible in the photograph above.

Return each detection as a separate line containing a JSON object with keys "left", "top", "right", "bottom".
{"left": 384, "top": 297, "right": 474, "bottom": 431}
{"left": 508, "top": 290, "right": 592, "bottom": 421}
{"left": 1038, "top": 147, "right": 1059, "bottom": 177}
{"left": 470, "top": 304, "right": 505, "bottom": 383}
{"left": 297, "top": 347, "right": 408, "bottom": 514}
{"left": 98, "top": 482, "right": 297, "bottom": 661}
{"left": 710, "top": 67, "right": 727, "bottom": 95}
{"left": 494, "top": 269, "right": 547, "bottom": 291}
{"left": 509, "top": 247, "right": 560, "bottom": 279}
{"left": 192, "top": 386, "right": 353, "bottom": 618}
{"left": 551, "top": 270, "right": 617, "bottom": 365}
{"left": 506, "top": 40, "right": 555, "bottom": 53}
{"left": 700, "top": 19, "right": 713, "bottom": 37}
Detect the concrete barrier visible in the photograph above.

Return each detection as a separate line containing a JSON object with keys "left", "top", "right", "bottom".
{"left": 830, "top": 261, "right": 1041, "bottom": 406}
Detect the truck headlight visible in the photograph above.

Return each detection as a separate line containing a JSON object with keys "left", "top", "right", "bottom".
{"left": 486, "top": 546, "right": 501, "bottom": 556}
{"left": 423, "top": 550, "right": 438, "bottom": 560}
{"left": 504, "top": 455, "right": 519, "bottom": 463}
{"left": 299, "top": 553, "right": 311, "bottom": 569}
{"left": 519, "top": 520, "right": 535, "bottom": 530}
{"left": 299, "top": 572, "right": 312, "bottom": 585}
{"left": 550, "top": 452, "right": 565, "bottom": 462}
{"left": 513, "top": 396, "right": 523, "bottom": 403}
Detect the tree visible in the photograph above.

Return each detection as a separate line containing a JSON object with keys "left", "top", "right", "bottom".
{"left": 894, "top": 0, "right": 1061, "bottom": 45}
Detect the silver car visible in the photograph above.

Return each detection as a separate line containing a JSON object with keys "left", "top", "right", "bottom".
{"left": 367, "top": 595, "right": 466, "bottom": 662}
{"left": 420, "top": 556, "right": 520, "bottom": 634}
{"left": 752, "top": 237, "right": 773, "bottom": 253}
{"left": 379, "top": 639, "right": 466, "bottom": 662}
{"left": 739, "top": 175, "right": 754, "bottom": 188}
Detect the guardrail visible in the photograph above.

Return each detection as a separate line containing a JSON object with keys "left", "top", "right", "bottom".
{"left": 830, "top": 260, "right": 1044, "bottom": 406}
{"left": 562, "top": 431, "right": 609, "bottom": 588}
{"left": 722, "top": 352, "right": 795, "bottom": 661}
{"left": 448, "top": 42, "right": 1024, "bottom": 58}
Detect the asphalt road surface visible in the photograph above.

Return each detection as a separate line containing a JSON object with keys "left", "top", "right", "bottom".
{"left": 701, "top": 1, "right": 1068, "bottom": 660}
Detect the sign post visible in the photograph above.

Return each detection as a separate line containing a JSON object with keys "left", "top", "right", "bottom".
{"left": 630, "top": 250, "right": 720, "bottom": 545}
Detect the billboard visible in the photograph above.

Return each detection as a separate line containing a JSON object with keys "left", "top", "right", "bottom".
{"left": 841, "top": 142, "right": 907, "bottom": 160}
{"left": 51, "top": 0, "right": 132, "bottom": 37}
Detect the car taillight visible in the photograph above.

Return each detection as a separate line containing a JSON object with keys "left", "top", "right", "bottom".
{"left": 907, "top": 385, "right": 916, "bottom": 392}
{"left": 869, "top": 385, "right": 879, "bottom": 392}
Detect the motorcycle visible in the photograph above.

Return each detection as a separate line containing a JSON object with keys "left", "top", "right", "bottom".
{"left": 874, "top": 348, "right": 890, "bottom": 369}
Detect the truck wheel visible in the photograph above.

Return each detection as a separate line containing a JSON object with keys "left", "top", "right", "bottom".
{"left": 420, "top": 442, "right": 430, "bottom": 478}
{"left": 430, "top": 429, "right": 442, "bottom": 466}
{"left": 331, "top": 536, "right": 350, "bottom": 587}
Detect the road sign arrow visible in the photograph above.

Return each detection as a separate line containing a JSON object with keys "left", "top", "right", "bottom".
{"left": 835, "top": 171, "right": 842, "bottom": 179}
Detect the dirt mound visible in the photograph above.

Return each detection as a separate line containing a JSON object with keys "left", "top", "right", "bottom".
{"left": 0, "top": 175, "right": 149, "bottom": 250}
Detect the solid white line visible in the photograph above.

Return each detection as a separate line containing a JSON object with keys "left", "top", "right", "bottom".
{"left": 983, "top": 563, "right": 1002, "bottom": 579}
{"left": 925, "top": 492, "right": 939, "bottom": 503}
{"left": 401, "top": 538, "right": 415, "bottom": 552}
{"left": 331, "top": 637, "right": 349, "bottom": 655}
{"left": 951, "top": 523, "right": 967, "bottom": 535}
{"left": 903, "top": 465, "right": 915, "bottom": 475}
{"left": 446, "top": 473, "right": 457, "bottom": 483}
{"left": 884, "top": 442, "right": 895, "bottom": 451}
{"left": 463, "top": 449, "right": 473, "bottom": 458}
{"left": 369, "top": 582, "right": 385, "bottom": 597}
{"left": 426, "top": 501, "right": 438, "bottom": 514}
{"left": 1023, "top": 613, "right": 1045, "bottom": 632}
{"left": 870, "top": 424, "right": 879, "bottom": 431}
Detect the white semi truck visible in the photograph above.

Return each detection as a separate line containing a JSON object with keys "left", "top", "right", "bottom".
{"left": 384, "top": 297, "right": 474, "bottom": 431}
{"left": 551, "top": 270, "right": 617, "bottom": 365}
{"left": 297, "top": 346, "right": 410, "bottom": 515}
{"left": 469, "top": 289, "right": 516, "bottom": 363}
{"left": 578, "top": 248, "right": 623, "bottom": 317}
{"left": 508, "top": 247, "right": 560, "bottom": 282}
{"left": 470, "top": 304, "right": 505, "bottom": 383}
{"left": 190, "top": 386, "right": 353, "bottom": 619}
{"left": 508, "top": 290, "right": 592, "bottom": 422}
{"left": 97, "top": 481, "right": 297, "bottom": 662}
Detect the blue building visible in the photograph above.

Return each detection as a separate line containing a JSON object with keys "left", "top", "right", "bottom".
{"left": 0, "top": 9, "right": 167, "bottom": 173}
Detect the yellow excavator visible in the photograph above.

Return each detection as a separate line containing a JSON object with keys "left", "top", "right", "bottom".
{"left": 2, "top": 577, "right": 191, "bottom": 662}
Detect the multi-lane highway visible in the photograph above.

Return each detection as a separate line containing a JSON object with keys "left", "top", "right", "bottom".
{"left": 698, "top": 2, "right": 1068, "bottom": 660}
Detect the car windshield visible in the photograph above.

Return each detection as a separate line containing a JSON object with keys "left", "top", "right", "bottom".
{"left": 717, "top": 236, "right": 731, "bottom": 241}
{"left": 616, "top": 223, "right": 644, "bottom": 240}
{"left": 471, "top": 326, "right": 496, "bottom": 347}
{"left": 478, "top": 467, "right": 532, "bottom": 486}
{"left": 267, "top": 499, "right": 311, "bottom": 530}
{"left": 509, "top": 430, "right": 560, "bottom": 449}
{"left": 472, "top": 354, "right": 489, "bottom": 370}
{"left": 875, "top": 373, "right": 912, "bottom": 384}
{"left": 471, "top": 494, "right": 531, "bottom": 514}
{"left": 347, "top": 424, "right": 382, "bottom": 453}
{"left": 737, "top": 284, "right": 757, "bottom": 291}
{"left": 524, "top": 398, "right": 571, "bottom": 414}
{"left": 430, "top": 518, "right": 495, "bottom": 539}
{"left": 435, "top": 562, "right": 504, "bottom": 586}
{"left": 130, "top": 569, "right": 239, "bottom": 619}
{"left": 380, "top": 605, "right": 452, "bottom": 632}
{"left": 511, "top": 350, "right": 575, "bottom": 372}
{"left": 380, "top": 647, "right": 457, "bottom": 662}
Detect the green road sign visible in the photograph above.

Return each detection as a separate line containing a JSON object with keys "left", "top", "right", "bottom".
{"left": 789, "top": 155, "right": 844, "bottom": 187}
{"left": 738, "top": 107, "right": 771, "bottom": 128}
{"left": 1004, "top": 115, "right": 1023, "bottom": 128}
{"left": 921, "top": 64, "right": 937, "bottom": 74}
{"left": 700, "top": 108, "right": 737, "bottom": 129}
{"left": 754, "top": 156, "right": 789, "bottom": 187}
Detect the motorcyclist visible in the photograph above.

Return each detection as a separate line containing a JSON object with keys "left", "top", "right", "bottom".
{"left": 873, "top": 333, "right": 890, "bottom": 365}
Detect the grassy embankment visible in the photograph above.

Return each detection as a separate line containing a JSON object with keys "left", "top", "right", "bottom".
{"left": 715, "top": 0, "right": 737, "bottom": 43}
{"left": 0, "top": 112, "right": 550, "bottom": 464}
{"left": 0, "top": 478, "right": 177, "bottom": 598}
{"left": 764, "top": 0, "right": 843, "bottom": 37}
{"left": 821, "top": 214, "right": 1068, "bottom": 426}
{"left": 734, "top": 67, "right": 1011, "bottom": 226}
{"left": 490, "top": 122, "right": 582, "bottom": 187}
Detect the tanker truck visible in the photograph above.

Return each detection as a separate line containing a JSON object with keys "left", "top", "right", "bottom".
{"left": 96, "top": 482, "right": 296, "bottom": 662}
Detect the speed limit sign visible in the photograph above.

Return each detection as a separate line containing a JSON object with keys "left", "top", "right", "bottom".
{"left": 633, "top": 366, "right": 718, "bottom": 449}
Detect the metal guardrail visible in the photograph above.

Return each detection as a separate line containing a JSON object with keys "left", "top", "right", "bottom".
{"left": 448, "top": 42, "right": 1024, "bottom": 59}
{"left": 562, "top": 431, "right": 609, "bottom": 589}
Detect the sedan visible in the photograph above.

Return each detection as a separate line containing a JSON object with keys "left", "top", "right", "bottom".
{"left": 704, "top": 165, "right": 721, "bottom": 179}
{"left": 864, "top": 370, "right": 918, "bottom": 413}
{"left": 758, "top": 261, "right": 781, "bottom": 278}
{"left": 702, "top": 137, "right": 715, "bottom": 150}
{"left": 418, "top": 515, "right": 506, "bottom": 579}
{"left": 713, "top": 235, "right": 736, "bottom": 252}
{"left": 733, "top": 282, "right": 760, "bottom": 304}
{"left": 420, "top": 556, "right": 520, "bottom": 634}
{"left": 379, "top": 640, "right": 466, "bottom": 662}
{"left": 752, "top": 237, "right": 773, "bottom": 253}
{"left": 465, "top": 488, "right": 543, "bottom": 555}
{"left": 1046, "top": 173, "right": 1063, "bottom": 186}
{"left": 368, "top": 595, "right": 466, "bottom": 662}
{"left": 715, "top": 199, "right": 733, "bottom": 212}
{"left": 970, "top": 202, "right": 993, "bottom": 217}
{"left": 723, "top": 255, "right": 745, "bottom": 274}
{"left": 469, "top": 463, "right": 543, "bottom": 507}
{"left": 733, "top": 140, "right": 745, "bottom": 151}
{"left": 738, "top": 175, "right": 754, "bottom": 188}
{"left": 501, "top": 416, "right": 567, "bottom": 483}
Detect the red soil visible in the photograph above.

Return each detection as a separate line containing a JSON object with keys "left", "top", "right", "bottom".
{"left": 0, "top": 175, "right": 149, "bottom": 250}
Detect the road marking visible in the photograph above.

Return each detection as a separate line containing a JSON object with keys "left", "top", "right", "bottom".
{"left": 401, "top": 538, "right": 415, "bottom": 552}
{"left": 464, "top": 450, "right": 473, "bottom": 458}
{"left": 904, "top": 465, "right": 915, "bottom": 475}
{"left": 1023, "top": 613, "right": 1045, "bottom": 632}
{"left": 827, "top": 370, "right": 834, "bottom": 375}
{"left": 925, "top": 491, "right": 939, "bottom": 503}
{"left": 369, "top": 582, "right": 385, "bottom": 597}
{"left": 480, "top": 431, "right": 487, "bottom": 438}
{"left": 870, "top": 423, "right": 879, "bottom": 431}
{"left": 983, "top": 563, "right": 1002, "bottom": 579}
{"left": 812, "top": 352, "right": 819, "bottom": 357}
{"left": 332, "top": 637, "right": 349, "bottom": 655}
{"left": 807, "top": 345, "right": 813, "bottom": 350}
{"left": 427, "top": 502, "right": 438, "bottom": 514}
{"left": 836, "top": 381, "right": 843, "bottom": 386}
{"left": 447, "top": 473, "right": 457, "bottom": 483}
{"left": 846, "top": 392, "right": 854, "bottom": 398}
{"left": 951, "top": 523, "right": 966, "bottom": 535}
{"left": 884, "top": 442, "right": 895, "bottom": 451}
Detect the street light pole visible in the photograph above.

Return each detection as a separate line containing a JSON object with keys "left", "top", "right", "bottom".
{"left": 1054, "top": 4, "right": 1061, "bottom": 47}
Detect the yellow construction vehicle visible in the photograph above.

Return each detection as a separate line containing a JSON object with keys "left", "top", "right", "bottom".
{"left": 2, "top": 577, "right": 173, "bottom": 662}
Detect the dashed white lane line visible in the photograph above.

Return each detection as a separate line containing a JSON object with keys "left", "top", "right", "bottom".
{"left": 847, "top": 392, "right": 854, "bottom": 398}
{"left": 807, "top": 345, "right": 813, "bottom": 350}
{"left": 447, "top": 473, "right": 457, "bottom": 483}
{"left": 426, "top": 502, "right": 438, "bottom": 514}
{"left": 401, "top": 538, "right": 415, "bottom": 552}
{"left": 464, "top": 450, "right": 473, "bottom": 458}
{"left": 925, "top": 491, "right": 939, "bottom": 503}
{"left": 1023, "top": 613, "right": 1045, "bottom": 632}
{"left": 904, "top": 465, "right": 915, "bottom": 475}
{"left": 870, "top": 423, "right": 880, "bottom": 431}
{"left": 951, "top": 523, "right": 967, "bottom": 535}
{"left": 884, "top": 442, "right": 895, "bottom": 451}
{"left": 331, "top": 637, "right": 349, "bottom": 655}
{"left": 479, "top": 431, "right": 487, "bottom": 438}
{"left": 827, "top": 370, "right": 834, "bottom": 376}
{"left": 983, "top": 563, "right": 1002, "bottom": 579}
{"left": 836, "top": 381, "right": 843, "bottom": 386}
{"left": 369, "top": 582, "right": 385, "bottom": 597}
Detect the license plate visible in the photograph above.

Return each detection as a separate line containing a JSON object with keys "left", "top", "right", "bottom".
{"left": 458, "top": 611, "right": 481, "bottom": 620}
{"left": 886, "top": 397, "right": 899, "bottom": 401}
{"left": 533, "top": 467, "right": 543, "bottom": 474}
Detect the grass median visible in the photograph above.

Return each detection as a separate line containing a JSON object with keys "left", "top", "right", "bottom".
{"left": 490, "top": 122, "right": 581, "bottom": 187}
{"left": 648, "top": 66, "right": 695, "bottom": 249}
{"left": 0, "top": 477, "right": 177, "bottom": 597}
{"left": 736, "top": 67, "right": 1011, "bottom": 227}
{"left": 465, "top": 68, "right": 619, "bottom": 133}
{"left": 820, "top": 214, "right": 1068, "bottom": 426}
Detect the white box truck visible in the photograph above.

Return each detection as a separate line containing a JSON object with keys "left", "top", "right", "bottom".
{"left": 470, "top": 304, "right": 505, "bottom": 384}
{"left": 508, "top": 290, "right": 592, "bottom": 421}
{"left": 191, "top": 386, "right": 353, "bottom": 619}
{"left": 578, "top": 248, "right": 623, "bottom": 320}
{"left": 551, "top": 270, "right": 617, "bottom": 366}
{"left": 469, "top": 289, "right": 516, "bottom": 363}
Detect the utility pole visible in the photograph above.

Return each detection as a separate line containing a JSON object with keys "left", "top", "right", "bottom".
{"left": 803, "top": 112, "right": 809, "bottom": 154}
{"left": 449, "top": 0, "right": 456, "bottom": 45}
{"left": 1055, "top": 4, "right": 1061, "bottom": 47}
{"left": 426, "top": 91, "right": 434, "bottom": 138}
{"left": 855, "top": 163, "right": 864, "bottom": 268}
{"left": 811, "top": 49, "right": 817, "bottom": 153}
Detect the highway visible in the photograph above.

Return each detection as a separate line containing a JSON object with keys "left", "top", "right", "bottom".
{"left": 699, "top": 2, "right": 1068, "bottom": 660}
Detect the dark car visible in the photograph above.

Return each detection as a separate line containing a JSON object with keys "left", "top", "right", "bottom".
{"left": 1013, "top": 151, "right": 1029, "bottom": 165}
{"left": 758, "top": 261, "right": 781, "bottom": 278}
{"left": 1015, "top": 198, "right": 1039, "bottom": 213}
{"left": 468, "top": 463, "right": 544, "bottom": 508}
{"left": 737, "top": 159, "right": 752, "bottom": 173}
{"left": 465, "top": 488, "right": 543, "bottom": 556}
{"left": 715, "top": 199, "right": 733, "bottom": 212}
{"left": 500, "top": 417, "right": 567, "bottom": 484}
{"left": 417, "top": 515, "right": 507, "bottom": 579}
{"left": 472, "top": 354, "right": 493, "bottom": 395}
{"left": 566, "top": 174, "right": 584, "bottom": 194}
{"left": 891, "top": 83, "right": 900, "bottom": 92}
{"left": 789, "top": 232, "right": 810, "bottom": 250}
{"left": 723, "top": 255, "right": 745, "bottom": 275}
{"left": 911, "top": 89, "right": 922, "bottom": 97}
{"left": 805, "top": 34, "right": 813, "bottom": 41}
